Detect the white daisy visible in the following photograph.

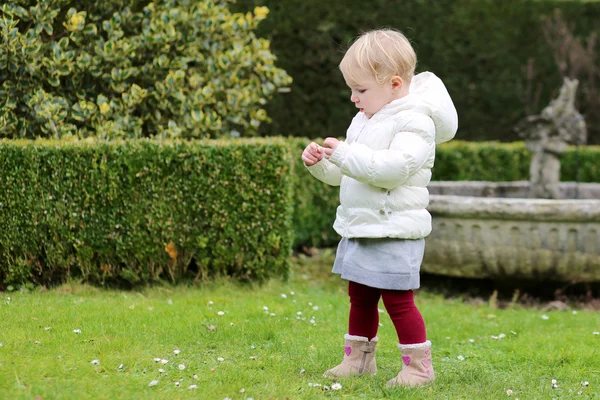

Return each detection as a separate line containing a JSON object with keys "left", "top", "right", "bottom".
{"left": 178, "top": 364, "right": 185, "bottom": 370}
{"left": 73, "top": 329, "right": 81, "bottom": 334}
{"left": 217, "top": 311, "right": 225, "bottom": 316}
{"left": 541, "top": 315, "right": 550, "bottom": 320}
{"left": 173, "top": 349, "right": 180, "bottom": 355}
{"left": 90, "top": 360, "right": 100, "bottom": 365}
{"left": 148, "top": 380, "right": 159, "bottom": 387}
{"left": 331, "top": 383, "right": 342, "bottom": 390}
{"left": 188, "top": 384, "right": 198, "bottom": 389}
{"left": 280, "top": 293, "right": 287, "bottom": 299}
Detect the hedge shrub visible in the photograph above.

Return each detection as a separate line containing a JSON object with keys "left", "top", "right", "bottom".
{"left": 0, "top": 138, "right": 293, "bottom": 289}
{"left": 233, "top": 0, "right": 599, "bottom": 144}
{"left": 0, "top": 1, "right": 291, "bottom": 140}
{"left": 291, "top": 139, "right": 600, "bottom": 248}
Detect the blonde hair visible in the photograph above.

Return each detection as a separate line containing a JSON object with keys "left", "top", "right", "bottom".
{"left": 339, "top": 29, "right": 417, "bottom": 87}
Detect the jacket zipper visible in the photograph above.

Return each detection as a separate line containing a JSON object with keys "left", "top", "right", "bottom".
{"left": 352, "top": 119, "right": 369, "bottom": 144}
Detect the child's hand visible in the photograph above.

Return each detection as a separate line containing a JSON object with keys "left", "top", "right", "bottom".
{"left": 322, "top": 137, "right": 340, "bottom": 159}
{"left": 302, "top": 142, "right": 323, "bottom": 166}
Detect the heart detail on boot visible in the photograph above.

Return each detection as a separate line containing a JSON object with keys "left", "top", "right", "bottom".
{"left": 402, "top": 355, "right": 411, "bottom": 366}
{"left": 344, "top": 346, "right": 352, "bottom": 356}
{"left": 424, "top": 349, "right": 430, "bottom": 356}
{"left": 421, "top": 358, "right": 432, "bottom": 369}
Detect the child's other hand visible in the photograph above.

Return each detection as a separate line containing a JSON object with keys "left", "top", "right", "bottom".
{"left": 302, "top": 142, "right": 323, "bottom": 166}
{"left": 322, "top": 137, "right": 340, "bottom": 159}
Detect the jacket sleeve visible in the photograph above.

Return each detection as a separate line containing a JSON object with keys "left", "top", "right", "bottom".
{"left": 328, "top": 116, "right": 434, "bottom": 189}
{"left": 305, "top": 157, "right": 343, "bottom": 186}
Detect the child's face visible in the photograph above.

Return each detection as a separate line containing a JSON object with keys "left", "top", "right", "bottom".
{"left": 345, "top": 72, "right": 396, "bottom": 119}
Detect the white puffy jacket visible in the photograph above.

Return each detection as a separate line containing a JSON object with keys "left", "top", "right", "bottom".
{"left": 307, "top": 72, "right": 458, "bottom": 239}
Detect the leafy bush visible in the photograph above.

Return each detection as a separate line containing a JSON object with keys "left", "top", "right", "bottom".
{"left": 0, "top": 1, "right": 291, "bottom": 140}
{"left": 0, "top": 138, "right": 294, "bottom": 289}
{"left": 233, "top": 0, "right": 599, "bottom": 144}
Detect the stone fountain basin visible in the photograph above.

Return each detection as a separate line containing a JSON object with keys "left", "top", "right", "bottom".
{"left": 424, "top": 181, "right": 600, "bottom": 282}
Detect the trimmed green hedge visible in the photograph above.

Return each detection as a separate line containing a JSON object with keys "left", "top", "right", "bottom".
{"left": 434, "top": 141, "right": 600, "bottom": 182}
{"left": 2, "top": 138, "right": 598, "bottom": 287}
{"left": 0, "top": 138, "right": 293, "bottom": 289}
{"left": 233, "top": 0, "right": 600, "bottom": 144}
{"left": 291, "top": 139, "right": 600, "bottom": 248}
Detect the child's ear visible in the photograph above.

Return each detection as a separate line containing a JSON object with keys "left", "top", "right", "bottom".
{"left": 391, "top": 75, "right": 403, "bottom": 91}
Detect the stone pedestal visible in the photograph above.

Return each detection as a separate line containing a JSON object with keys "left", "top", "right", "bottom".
{"left": 424, "top": 182, "right": 600, "bottom": 282}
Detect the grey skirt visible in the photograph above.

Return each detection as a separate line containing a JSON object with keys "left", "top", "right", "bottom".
{"left": 332, "top": 237, "right": 425, "bottom": 290}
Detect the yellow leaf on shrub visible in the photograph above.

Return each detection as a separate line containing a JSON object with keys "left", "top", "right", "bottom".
{"left": 253, "top": 6, "right": 269, "bottom": 19}
{"left": 165, "top": 241, "right": 177, "bottom": 261}
{"left": 64, "top": 12, "right": 86, "bottom": 32}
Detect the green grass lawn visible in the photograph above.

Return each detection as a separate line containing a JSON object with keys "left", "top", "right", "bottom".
{"left": 1, "top": 251, "right": 599, "bottom": 399}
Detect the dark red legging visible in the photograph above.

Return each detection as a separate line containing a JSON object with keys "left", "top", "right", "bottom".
{"left": 348, "top": 280, "right": 426, "bottom": 344}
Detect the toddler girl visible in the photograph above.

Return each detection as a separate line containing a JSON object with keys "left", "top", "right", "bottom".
{"left": 302, "top": 28, "right": 457, "bottom": 387}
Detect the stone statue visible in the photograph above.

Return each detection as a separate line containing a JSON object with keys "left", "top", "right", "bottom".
{"left": 515, "top": 77, "right": 587, "bottom": 199}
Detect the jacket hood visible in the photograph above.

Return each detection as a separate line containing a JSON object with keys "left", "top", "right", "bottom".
{"left": 373, "top": 72, "right": 458, "bottom": 144}
{"left": 408, "top": 72, "right": 458, "bottom": 144}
